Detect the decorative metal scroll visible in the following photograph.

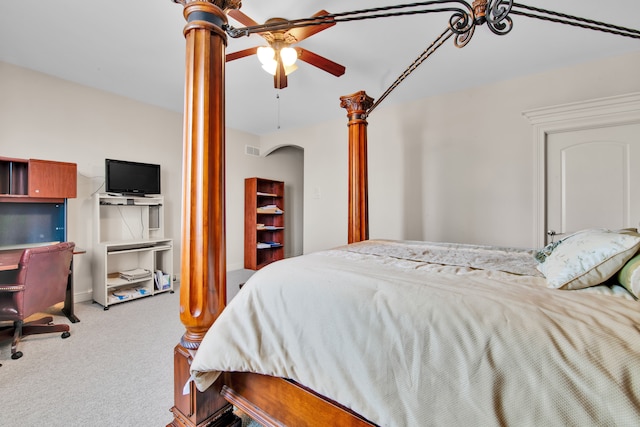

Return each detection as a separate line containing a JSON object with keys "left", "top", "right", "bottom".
{"left": 454, "top": 0, "right": 513, "bottom": 48}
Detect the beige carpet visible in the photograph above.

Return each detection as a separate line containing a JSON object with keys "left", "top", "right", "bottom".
{"left": 1, "top": 279, "right": 268, "bottom": 427}
{"left": 238, "top": 411, "right": 264, "bottom": 427}
{"left": 1, "top": 288, "right": 185, "bottom": 426}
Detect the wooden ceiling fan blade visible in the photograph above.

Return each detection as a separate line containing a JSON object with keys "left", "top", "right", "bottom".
{"left": 227, "top": 9, "right": 261, "bottom": 27}
{"left": 296, "top": 48, "right": 345, "bottom": 77}
{"left": 274, "top": 59, "right": 287, "bottom": 89}
{"left": 287, "top": 9, "right": 335, "bottom": 42}
{"left": 226, "top": 46, "right": 258, "bottom": 62}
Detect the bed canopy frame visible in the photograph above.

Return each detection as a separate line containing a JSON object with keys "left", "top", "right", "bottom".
{"left": 167, "top": 1, "right": 639, "bottom": 426}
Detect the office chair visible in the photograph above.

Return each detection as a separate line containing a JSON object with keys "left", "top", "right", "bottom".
{"left": 0, "top": 242, "right": 75, "bottom": 360}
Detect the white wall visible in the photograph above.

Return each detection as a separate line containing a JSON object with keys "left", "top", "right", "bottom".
{"left": 0, "top": 62, "right": 304, "bottom": 302}
{"left": 262, "top": 52, "right": 640, "bottom": 251}
{"left": 262, "top": 124, "right": 347, "bottom": 254}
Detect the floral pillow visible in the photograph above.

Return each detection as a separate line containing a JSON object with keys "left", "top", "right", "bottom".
{"left": 537, "top": 229, "right": 640, "bottom": 290}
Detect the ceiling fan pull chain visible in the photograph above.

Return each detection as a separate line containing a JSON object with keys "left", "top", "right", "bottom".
{"left": 276, "top": 92, "right": 281, "bottom": 130}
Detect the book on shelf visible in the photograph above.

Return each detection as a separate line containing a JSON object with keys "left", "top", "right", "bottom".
{"left": 257, "top": 191, "right": 278, "bottom": 197}
{"left": 108, "top": 285, "right": 150, "bottom": 303}
{"left": 257, "top": 204, "right": 283, "bottom": 214}
{"left": 119, "top": 268, "right": 152, "bottom": 281}
{"left": 258, "top": 241, "right": 282, "bottom": 248}
{"left": 256, "top": 225, "right": 281, "bottom": 230}
{"left": 154, "top": 269, "right": 171, "bottom": 290}
{"left": 109, "top": 290, "right": 132, "bottom": 303}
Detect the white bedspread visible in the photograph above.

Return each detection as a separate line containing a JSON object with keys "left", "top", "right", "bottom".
{"left": 190, "top": 240, "right": 640, "bottom": 426}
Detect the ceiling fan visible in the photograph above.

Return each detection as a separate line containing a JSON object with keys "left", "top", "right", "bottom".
{"left": 226, "top": 9, "right": 346, "bottom": 89}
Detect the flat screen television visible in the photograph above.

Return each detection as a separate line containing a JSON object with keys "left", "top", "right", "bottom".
{"left": 105, "top": 159, "right": 161, "bottom": 196}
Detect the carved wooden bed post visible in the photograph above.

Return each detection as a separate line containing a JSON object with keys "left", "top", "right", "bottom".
{"left": 169, "top": 1, "right": 241, "bottom": 426}
{"left": 340, "top": 91, "right": 374, "bottom": 243}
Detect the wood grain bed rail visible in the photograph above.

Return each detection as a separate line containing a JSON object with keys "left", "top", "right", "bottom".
{"left": 220, "top": 373, "right": 377, "bottom": 427}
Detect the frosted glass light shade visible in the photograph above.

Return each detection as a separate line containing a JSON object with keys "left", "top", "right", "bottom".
{"left": 284, "top": 64, "right": 298, "bottom": 75}
{"left": 280, "top": 47, "right": 298, "bottom": 66}
{"left": 262, "top": 61, "right": 277, "bottom": 75}
{"left": 261, "top": 62, "right": 297, "bottom": 76}
{"left": 257, "top": 46, "right": 275, "bottom": 65}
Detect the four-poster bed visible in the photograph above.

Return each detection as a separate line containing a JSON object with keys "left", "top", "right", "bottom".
{"left": 168, "top": 1, "right": 640, "bottom": 426}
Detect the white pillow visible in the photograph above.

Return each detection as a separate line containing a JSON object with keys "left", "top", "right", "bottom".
{"left": 537, "top": 229, "right": 640, "bottom": 290}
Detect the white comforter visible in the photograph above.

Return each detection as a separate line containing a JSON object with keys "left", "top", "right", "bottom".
{"left": 190, "top": 240, "right": 640, "bottom": 426}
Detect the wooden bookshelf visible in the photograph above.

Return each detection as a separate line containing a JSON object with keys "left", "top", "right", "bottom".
{"left": 244, "top": 177, "right": 284, "bottom": 270}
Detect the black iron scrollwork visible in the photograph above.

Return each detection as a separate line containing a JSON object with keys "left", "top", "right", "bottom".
{"left": 448, "top": 3, "right": 474, "bottom": 34}
{"left": 454, "top": 0, "right": 513, "bottom": 47}
{"left": 486, "top": 0, "right": 514, "bottom": 35}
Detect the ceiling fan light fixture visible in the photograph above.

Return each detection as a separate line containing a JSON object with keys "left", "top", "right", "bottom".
{"left": 261, "top": 61, "right": 277, "bottom": 75}
{"left": 280, "top": 47, "right": 298, "bottom": 67}
{"left": 257, "top": 46, "right": 275, "bottom": 65}
{"left": 284, "top": 63, "right": 298, "bottom": 75}
{"left": 257, "top": 45, "right": 298, "bottom": 76}
{"left": 261, "top": 62, "right": 297, "bottom": 76}
{"left": 226, "top": 9, "right": 345, "bottom": 89}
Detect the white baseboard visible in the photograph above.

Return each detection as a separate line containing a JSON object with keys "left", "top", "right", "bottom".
{"left": 74, "top": 290, "right": 94, "bottom": 303}
{"left": 227, "top": 261, "right": 244, "bottom": 271}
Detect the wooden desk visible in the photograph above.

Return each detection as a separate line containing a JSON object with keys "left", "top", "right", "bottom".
{"left": 0, "top": 249, "right": 21, "bottom": 271}
{"left": 0, "top": 247, "right": 83, "bottom": 323}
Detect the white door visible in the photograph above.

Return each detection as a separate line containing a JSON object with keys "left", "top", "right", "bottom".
{"left": 546, "top": 123, "right": 640, "bottom": 243}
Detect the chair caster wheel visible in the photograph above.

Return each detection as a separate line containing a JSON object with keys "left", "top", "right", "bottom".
{"left": 11, "top": 351, "right": 23, "bottom": 360}
{"left": 61, "top": 331, "right": 70, "bottom": 339}
{"left": 104, "top": 307, "right": 109, "bottom": 311}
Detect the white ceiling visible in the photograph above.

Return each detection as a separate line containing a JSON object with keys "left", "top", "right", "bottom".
{"left": 1, "top": 1, "right": 638, "bottom": 136}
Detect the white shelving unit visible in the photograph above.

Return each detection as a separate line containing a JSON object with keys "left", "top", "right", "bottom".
{"left": 92, "top": 193, "right": 173, "bottom": 309}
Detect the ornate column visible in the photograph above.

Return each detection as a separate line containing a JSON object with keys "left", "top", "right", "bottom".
{"left": 340, "top": 91, "right": 374, "bottom": 243}
{"left": 169, "top": 1, "right": 241, "bottom": 426}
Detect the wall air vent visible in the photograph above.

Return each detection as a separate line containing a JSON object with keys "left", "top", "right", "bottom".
{"left": 245, "top": 145, "right": 260, "bottom": 156}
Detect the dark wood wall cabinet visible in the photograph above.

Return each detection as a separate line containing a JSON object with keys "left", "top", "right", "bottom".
{"left": 244, "top": 177, "right": 284, "bottom": 270}
{"left": 0, "top": 156, "right": 77, "bottom": 247}
{"left": 0, "top": 157, "right": 77, "bottom": 202}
